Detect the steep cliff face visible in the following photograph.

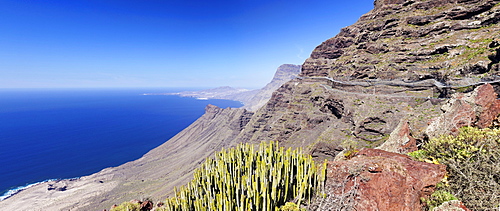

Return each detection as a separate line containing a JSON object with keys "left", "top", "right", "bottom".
{"left": 303, "top": 0, "right": 500, "bottom": 87}
{"left": 237, "top": 0, "right": 500, "bottom": 159}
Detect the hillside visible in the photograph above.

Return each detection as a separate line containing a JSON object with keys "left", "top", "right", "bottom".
{"left": 1, "top": 0, "right": 500, "bottom": 210}
{"left": 236, "top": 0, "right": 500, "bottom": 151}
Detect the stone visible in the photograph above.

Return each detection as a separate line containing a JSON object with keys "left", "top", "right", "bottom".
{"left": 433, "top": 200, "right": 471, "bottom": 211}
{"left": 474, "top": 83, "right": 500, "bottom": 128}
{"left": 426, "top": 84, "right": 500, "bottom": 139}
{"left": 140, "top": 200, "right": 154, "bottom": 210}
{"left": 310, "top": 148, "right": 446, "bottom": 211}
{"left": 376, "top": 120, "right": 417, "bottom": 153}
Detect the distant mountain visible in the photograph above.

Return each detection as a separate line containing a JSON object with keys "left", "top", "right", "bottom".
{"left": 242, "top": 64, "right": 301, "bottom": 111}
{"left": 168, "top": 64, "right": 301, "bottom": 111}
{"left": 172, "top": 86, "right": 251, "bottom": 100}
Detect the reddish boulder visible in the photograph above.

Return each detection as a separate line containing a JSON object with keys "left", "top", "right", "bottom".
{"left": 376, "top": 120, "right": 418, "bottom": 154}
{"left": 140, "top": 200, "right": 153, "bottom": 211}
{"left": 311, "top": 148, "right": 446, "bottom": 211}
{"left": 474, "top": 84, "right": 500, "bottom": 128}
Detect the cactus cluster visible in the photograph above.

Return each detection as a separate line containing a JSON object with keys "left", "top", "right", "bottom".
{"left": 160, "top": 142, "right": 327, "bottom": 211}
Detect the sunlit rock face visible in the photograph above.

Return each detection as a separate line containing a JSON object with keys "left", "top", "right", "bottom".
{"left": 308, "top": 148, "right": 446, "bottom": 211}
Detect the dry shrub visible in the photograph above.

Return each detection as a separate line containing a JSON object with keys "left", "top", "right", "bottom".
{"left": 409, "top": 127, "right": 500, "bottom": 210}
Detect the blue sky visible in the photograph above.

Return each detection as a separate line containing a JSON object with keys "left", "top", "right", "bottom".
{"left": 0, "top": 0, "right": 373, "bottom": 89}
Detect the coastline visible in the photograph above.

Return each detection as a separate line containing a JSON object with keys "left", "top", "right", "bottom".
{"left": 0, "top": 179, "right": 55, "bottom": 201}
{"left": 0, "top": 104, "right": 251, "bottom": 210}
{"left": 0, "top": 177, "right": 83, "bottom": 201}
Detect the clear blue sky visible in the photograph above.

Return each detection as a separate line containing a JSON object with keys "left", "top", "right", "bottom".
{"left": 0, "top": 0, "right": 373, "bottom": 89}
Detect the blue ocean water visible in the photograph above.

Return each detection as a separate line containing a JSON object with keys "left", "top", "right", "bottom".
{"left": 0, "top": 88, "right": 242, "bottom": 199}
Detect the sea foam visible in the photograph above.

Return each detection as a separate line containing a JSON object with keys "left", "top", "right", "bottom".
{"left": 0, "top": 179, "right": 56, "bottom": 201}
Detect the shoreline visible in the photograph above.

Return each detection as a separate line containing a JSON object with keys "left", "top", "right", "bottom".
{"left": 0, "top": 179, "right": 56, "bottom": 201}
{"left": 0, "top": 177, "right": 82, "bottom": 201}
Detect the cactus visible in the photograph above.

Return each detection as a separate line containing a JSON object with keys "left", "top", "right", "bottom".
{"left": 150, "top": 142, "right": 327, "bottom": 211}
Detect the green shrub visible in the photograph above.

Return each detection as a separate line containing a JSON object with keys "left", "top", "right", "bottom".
{"left": 422, "top": 190, "right": 458, "bottom": 210}
{"left": 162, "top": 141, "right": 327, "bottom": 211}
{"left": 409, "top": 127, "right": 500, "bottom": 210}
{"left": 278, "top": 202, "right": 306, "bottom": 211}
{"left": 111, "top": 201, "right": 141, "bottom": 211}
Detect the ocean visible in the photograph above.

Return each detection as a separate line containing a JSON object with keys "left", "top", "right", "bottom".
{"left": 0, "top": 88, "right": 242, "bottom": 200}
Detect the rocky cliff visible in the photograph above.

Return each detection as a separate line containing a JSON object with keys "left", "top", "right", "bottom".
{"left": 236, "top": 0, "right": 500, "bottom": 156}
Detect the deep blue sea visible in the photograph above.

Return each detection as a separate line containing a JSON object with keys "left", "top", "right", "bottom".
{"left": 0, "top": 88, "right": 242, "bottom": 200}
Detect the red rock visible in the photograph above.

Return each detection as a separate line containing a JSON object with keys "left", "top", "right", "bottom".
{"left": 314, "top": 148, "right": 446, "bottom": 211}
{"left": 474, "top": 84, "right": 500, "bottom": 128}
{"left": 377, "top": 120, "right": 418, "bottom": 153}
{"left": 426, "top": 84, "right": 500, "bottom": 139}
{"left": 140, "top": 200, "right": 153, "bottom": 210}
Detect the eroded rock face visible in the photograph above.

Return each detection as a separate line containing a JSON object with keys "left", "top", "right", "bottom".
{"left": 302, "top": 0, "right": 500, "bottom": 90}
{"left": 242, "top": 64, "right": 301, "bottom": 111}
{"left": 310, "top": 148, "right": 446, "bottom": 211}
{"left": 426, "top": 83, "right": 500, "bottom": 139}
{"left": 376, "top": 120, "right": 418, "bottom": 153}
{"left": 239, "top": 0, "right": 500, "bottom": 152}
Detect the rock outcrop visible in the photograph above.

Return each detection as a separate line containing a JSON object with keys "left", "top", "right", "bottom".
{"left": 236, "top": 0, "right": 500, "bottom": 154}
{"left": 302, "top": 0, "right": 500, "bottom": 89}
{"left": 310, "top": 148, "right": 446, "bottom": 210}
{"left": 426, "top": 83, "right": 500, "bottom": 139}
{"left": 376, "top": 119, "right": 418, "bottom": 153}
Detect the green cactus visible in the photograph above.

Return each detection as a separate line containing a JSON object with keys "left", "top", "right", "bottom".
{"left": 115, "top": 142, "right": 327, "bottom": 211}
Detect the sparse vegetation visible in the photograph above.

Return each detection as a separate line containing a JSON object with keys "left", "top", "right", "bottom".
{"left": 111, "top": 201, "right": 141, "bottom": 211}
{"left": 422, "top": 190, "right": 458, "bottom": 210}
{"left": 409, "top": 127, "right": 500, "bottom": 210}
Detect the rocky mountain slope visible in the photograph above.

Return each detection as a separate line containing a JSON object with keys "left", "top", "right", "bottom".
{"left": 236, "top": 0, "right": 500, "bottom": 154}
{"left": 1, "top": 0, "right": 500, "bottom": 210}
